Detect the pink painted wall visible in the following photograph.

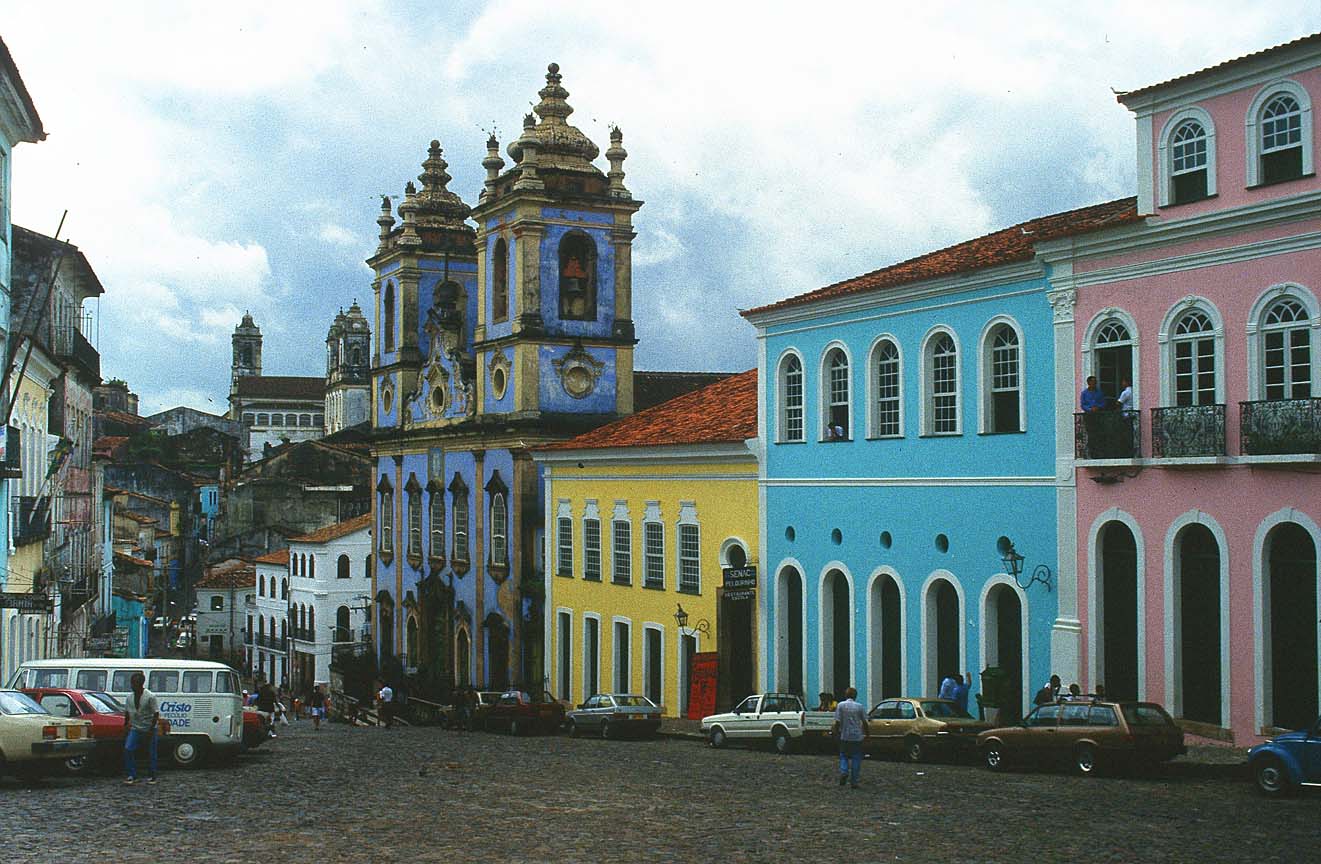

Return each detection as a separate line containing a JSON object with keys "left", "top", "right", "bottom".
{"left": 1073, "top": 242, "right": 1320, "bottom": 744}
{"left": 1148, "top": 67, "right": 1321, "bottom": 219}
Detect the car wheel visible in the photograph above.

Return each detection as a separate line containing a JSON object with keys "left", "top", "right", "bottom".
{"left": 172, "top": 738, "right": 207, "bottom": 768}
{"left": 772, "top": 727, "right": 792, "bottom": 755}
{"left": 567, "top": 720, "right": 578, "bottom": 738}
{"left": 1255, "top": 756, "right": 1295, "bottom": 797}
{"left": 600, "top": 720, "right": 612, "bottom": 740}
{"left": 904, "top": 736, "right": 925, "bottom": 764}
{"left": 1074, "top": 743, "right": 1098, "bottom": 776}
{"left": 709, "top": 726, "right": 727, "bottom": 749}
{"left": 984, "top": 741, "right": 1005, "bottom": 771}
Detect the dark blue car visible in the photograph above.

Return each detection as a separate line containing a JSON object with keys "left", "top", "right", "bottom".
{"left": 1247, "top": 715, "right": 1321, "bottom": 796}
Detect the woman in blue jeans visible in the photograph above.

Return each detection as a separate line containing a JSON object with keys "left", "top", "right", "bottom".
{"left": 123, "top": 672, "right": 160, "bottom": 785}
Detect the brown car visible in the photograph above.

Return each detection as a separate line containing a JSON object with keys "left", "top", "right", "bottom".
{"left": 866, "top": 697, "right": 991, "bottom": 763}
{"left": 978, "top": 699, "right": 1186, "bottom": 775}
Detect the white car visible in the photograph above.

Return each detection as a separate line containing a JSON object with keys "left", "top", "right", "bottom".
{"left": 0, "top": 690, "right": 94, "bottom": 781}
{"left": 700, "top": 693, "right": 836, "bottom": 754}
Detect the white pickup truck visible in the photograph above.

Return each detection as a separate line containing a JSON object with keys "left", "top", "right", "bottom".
{"left": 700, "top": 693, "right": 836, "bottom": 754}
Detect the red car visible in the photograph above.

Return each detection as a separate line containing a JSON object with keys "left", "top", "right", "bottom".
{"left": 23, "top": 687, "right": 168, "bottom": 774}
{"left": 241, "top": 707, "right": 269, "bottom": 751}
{"left": 483, "top": 690, "right": 566, "bottom": 735}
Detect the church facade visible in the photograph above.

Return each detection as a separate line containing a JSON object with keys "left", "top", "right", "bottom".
{"left": 368, "top": 63, "right": 645, "bottom": 694}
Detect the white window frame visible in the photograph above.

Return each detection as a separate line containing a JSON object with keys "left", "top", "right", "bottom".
{"left": 676, "top": 501, "right": 701, "bottom": 595}
{"left": 452, "top": 486, "right": 470, "bottom": 563}
{"left": 866, "top": 334, "right": 904, "bottom": 439}
{"left": 1246, "top": 282, "right": 1321, "bottom": 401}
{"left": 919, "top": 326, "right": 962, "bottom": 436}
{"left": 555, "top": 608, "right": 573, "bottom": 702}
{"left": 582, "top": 612, "right": 601, "bottom": 698}
{"left": 1246, "top": 79, "right": 1314, "bottom": 187}
{"left": 429, "top": 489, "right": 445, "bottom": 560}
{"left": 777, "top": 349, "right": 805, "bottom": 443}
{"left": 1158, "top": 106, "right": 1217, "bottom": 206}
{"left": 819, "top": 341, "right": 853, "bottom": 441}
{"left": 1082, "top": 308, "right": 1142, "bottom": 410}
{"left": 379, "top": 488, "right": 394, "bottom": 555}
{"left": 1158, "top": 297, "right": 1226, "bottom": 407}
{"left": 407, "top": 489, "right": 423, "bottom": 559}
{"left": 583, "top": 499, "right": 602, "bottom": 582}
{"left": 611, "top": 501, "right": 632, "bottom": 585}
{"left": 555, "top": 500, "right": 573, "bottom": 576}
{"left": 977, "top": 315, "right": 1026, "bottom": 434}
{"left": 490, "top": 491, "right": 508, "bottom": 566}
{"left": 642, "top": 501, "right": 664, "bottom": 590}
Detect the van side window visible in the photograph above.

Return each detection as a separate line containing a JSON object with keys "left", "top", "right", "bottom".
{"left": 112, "top": 671, "right": 142, "bottom": 692}
{"left": 76, "top": 670, "right": 108, "bottom": 691}
{"left": 216, "top": 671, "right": 240, "bottom": 694}
{"left": 33, "top": 668, "right": 68, "bottom": 688}
{"left": 149, "top": 671, "right": 179, "bottom": 693}
{"left": 182, "top": 671, "right": 213, "bottom": 693}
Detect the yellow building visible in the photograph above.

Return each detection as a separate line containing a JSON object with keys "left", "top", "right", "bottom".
{"left": 535, "top": 371, "right": 758, "bottom": 717}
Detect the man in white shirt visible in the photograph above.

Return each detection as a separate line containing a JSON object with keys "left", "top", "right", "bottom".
{"left": 377, "top": 682, "right": 395, "bottom": 728}
{"left": 832, "top": 687, "right": 869, "bottom": 789}
{"left": 1118, "top": 378, "right": 1134, "bottom": 414}
{"left": 122, "top": 672, "right": 160, "bottom": 785}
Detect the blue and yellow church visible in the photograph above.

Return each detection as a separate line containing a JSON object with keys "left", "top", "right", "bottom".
{"left": 368, "top": 63, "right": 661, "bottom": 693}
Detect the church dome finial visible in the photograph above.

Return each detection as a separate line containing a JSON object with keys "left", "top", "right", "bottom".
{"left": 412, "top": 139, "right": 473, "bottom": 232}
{"left": 506, "top": 62, "right": 600, "bottom": 170}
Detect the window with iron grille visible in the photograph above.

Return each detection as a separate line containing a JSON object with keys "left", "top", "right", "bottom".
{"left": 557, "top": 517, "right": 573, "bottom": 576}
{"left": 612, "top": 519, "right": 632, "bottom": 584}
{"left": 678, "top": 523, "right": 700, "bottom": 593}
{"left": 583, "top": 518, "right": 602, "bottom": 581}
{"left": 643, "top": 521, "right": 664, "bottom": 588}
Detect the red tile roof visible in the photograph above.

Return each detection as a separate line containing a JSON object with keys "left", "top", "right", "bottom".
{"left": 540, "top": 370, "right": 757, "bottom": 451}
{"left": 290, "top": 512, "right": 373, "bottom": 544}
{"left": 1119, "top": 32, "right": 1321, "bottom": 101}
{"left": 196, "top": 558, "right": 255, "bottom": 589}
{"left": 113, "top": 550, "right": 153, "bottom": 568}
{"left": 93, "top": 436, "right": 129, "bottom": 458}
{"left": 102, "top": 410, "right": 150, "bottom": 427}
{"left": 233, "top": 375, "right": 325, "bottom": 400}
{"left": 742, "top": 198, "right": 1139, "bottom": 318}
{"left": 253, "top": 548, "right": 291, "bottom": 566}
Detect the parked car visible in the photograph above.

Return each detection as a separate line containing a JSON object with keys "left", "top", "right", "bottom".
{"left": 566, "top": 694, "right": 662, "bottom": 739}
{"left": 241, "top": 707, "right": 269, "bottom": 752}
{"left": 978, "top": 699, "right": 1185, "bottom": 775}
{"left": 0, "top": 689, "right": 95, "bottom": 781}
{"left": 483, "top": 690, "right": 566, "bottom": 735}
{"left": 866, "top": 697, "right": 991, "bottom": 763}
{"left": 1247, "top": 715, "right": 1321, "bottom": 796}
{"left": 700, "top": 693, "right": 835, "bottom": 754}
{"left": 22, "top": 687, "right": 169, "bottom": 774}
{"left": 439, "top": 691, "right": 504, "bottom": 729}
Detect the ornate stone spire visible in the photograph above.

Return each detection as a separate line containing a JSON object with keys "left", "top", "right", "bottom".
{"left": 397, "top": 181, "right": 422, "bottom": 247}
{"left": 512, "top": 112, "right": 544, "bottom": 190}
{"left": 412, "top": 140, "right": 472, "bottom": 229}
{"left": 481, "top": 133, "right": 505, "bottom": 201}
{"left": 605, "top": 126, "right": 630, "bottom": 198}
{"left": 376, "top": 195, "right": 395, "bottom": 250}
{"left": 507, "top": 63, "right": 601, "bottom": 173}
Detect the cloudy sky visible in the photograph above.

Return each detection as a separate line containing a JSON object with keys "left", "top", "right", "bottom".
{"left": 4, "top": 2, "right": 1317, "bottom": 415}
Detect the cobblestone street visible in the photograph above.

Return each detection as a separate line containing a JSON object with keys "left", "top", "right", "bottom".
{"left": 6, "top": 720, "right": 1318, "bottom": 862}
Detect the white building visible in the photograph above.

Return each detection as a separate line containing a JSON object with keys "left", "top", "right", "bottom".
{"left": 193, "top": 558, "right": 255, "bottom": 659}
{"left": 287, "top": 513, "right": 372, "bottom": 693}
{"left": 250, "top": 548, "right": 290, "bottom": 686}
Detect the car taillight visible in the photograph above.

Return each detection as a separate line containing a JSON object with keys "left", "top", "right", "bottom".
{"left": 43, "top": 725, "right": 58, "bottom": 740}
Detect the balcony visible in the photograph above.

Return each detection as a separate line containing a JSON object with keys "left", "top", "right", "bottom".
{"left": 253, "top": 634, "right": 288, "bottom": 652}
{"left": 54, "top": 327, "right": 100, "bottom": 380}
{"left": 1240, "top": 398, "right": 1321, "bottom": 456}
{"left": 1074, "top": 411, "right": 1141, "bottom": 460}
{"left": 12, "top": 496, "right": 51, "bottom": 545}
{"left": 1151, "top": 405, "right": 1226, "bottom": 458}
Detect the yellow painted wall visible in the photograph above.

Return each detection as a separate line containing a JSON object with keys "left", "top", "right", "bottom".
{"left": 545, "top": 456, "right": 757, "bottom": 717}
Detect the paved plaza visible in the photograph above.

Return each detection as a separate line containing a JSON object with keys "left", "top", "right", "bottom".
{"left": 5, "top": 721, "right": 1317, "bottom": 862}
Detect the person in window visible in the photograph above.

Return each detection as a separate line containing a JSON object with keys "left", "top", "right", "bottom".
{"left": 1117, "top": 378, "right": 1134, "bottom": 414}
{"left": 1080, "top": 376, "right": 1106, "bottom": 412}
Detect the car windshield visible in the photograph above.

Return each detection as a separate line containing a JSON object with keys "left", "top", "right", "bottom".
{"left": 921, "top": 701, "right": 972, "bottom": 719}
{"left": 0, "top": 691, "right": 50, "bottom": 715}
{"left": 84, "top": 692, "right": 124, "bottom": 714}
{"left": 614, "top": 696, "right": 655, "bottom": 707}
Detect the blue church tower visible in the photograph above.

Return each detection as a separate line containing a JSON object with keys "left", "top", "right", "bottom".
{"left": 368, "top": 63, "right": 641, "bottom": 694}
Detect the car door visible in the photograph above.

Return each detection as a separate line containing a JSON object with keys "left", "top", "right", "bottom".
{"left": 1057, "top": 703, "right": 1092, "bottom": 756}
{"left": 866, "top": 701, "right": 897, "bottom": 751}
{"left": 592, "top": 695, "right": 613, "bottom": 731}
{"left": 1301, "top": 718, "right": 1321, "bottom": 782}
{"left": 728, "top": 696, "right": 760, "bottom": 739}
{"left": 1015, "top": 704, "right": 1060, "bottom": 756}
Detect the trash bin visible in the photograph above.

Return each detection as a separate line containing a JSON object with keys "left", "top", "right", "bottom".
{"left": 978, "top": 666, "right": 1008, "bottom": 722}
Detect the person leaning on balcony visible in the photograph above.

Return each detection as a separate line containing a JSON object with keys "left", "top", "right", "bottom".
{"left": 1117, "top": 378, "right": 1134, "bottom": 414}
{"left": 1080, "top": 377, "right": 1106, "bottom": 412}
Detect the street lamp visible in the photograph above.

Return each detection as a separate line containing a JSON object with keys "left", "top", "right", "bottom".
{"left": 673, "top": 604, "right": 709, "bottom": 637}
{"left": 997, "top": 537, "right": 1053, "bottom": 592}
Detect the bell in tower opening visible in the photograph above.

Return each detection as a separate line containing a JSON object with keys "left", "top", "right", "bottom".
{"left": 558, "top": 232, "right": 596, "bottom": 320}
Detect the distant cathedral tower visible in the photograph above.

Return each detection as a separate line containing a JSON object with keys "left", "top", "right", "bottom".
{"left": 325, "top": 301, "right": 372, "bottom": 433}
{"left": 231, "top": 311, "right": 263, "bottom": 395}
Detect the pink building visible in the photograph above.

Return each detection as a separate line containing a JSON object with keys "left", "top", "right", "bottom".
{"left": 1039, "top": 34, "right": 1321, "bottom": 745}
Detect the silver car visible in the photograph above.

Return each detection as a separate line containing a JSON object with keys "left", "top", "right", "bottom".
{"left": 566, "top": 694, "right": 662, "bottom": 740}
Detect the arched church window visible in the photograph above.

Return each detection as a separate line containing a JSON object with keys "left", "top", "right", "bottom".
{"left": 351, "top": 346, "right": 363, "bottom": 366}
{"left": 240, "top": 345, "right": 253, "bottom": 367}
{"left": 492, "top": 237, "right": 509, "bottom": 322}
{"left": 383, "top": 282, "right": 396, "bottom": 352}
{"left": 558, "top": 232, "right": 597, "bottom": 321}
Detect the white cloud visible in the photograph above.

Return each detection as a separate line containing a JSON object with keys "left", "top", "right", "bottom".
{"left": 318, "top": 223, "right": 359, "bottom": 246}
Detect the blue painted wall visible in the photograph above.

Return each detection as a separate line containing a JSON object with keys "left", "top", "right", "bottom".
{"left": 759, "top": 276, "right": 1061, "bottom": 713}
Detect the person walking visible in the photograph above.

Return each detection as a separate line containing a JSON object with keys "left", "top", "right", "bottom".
{"left": 832, "top": 686, "right": 868, "bottom": 789}
{"left": 308, "top": 684, "right": 326, "bottom": 731}
{"left": 256, "top": 683, "right": 278, "bottom": 738}
{"left": 122, "top": 672, "right": 160, "bottom": 785}
{"left": 377, "top": 681, "right": 394, "bottom": 728}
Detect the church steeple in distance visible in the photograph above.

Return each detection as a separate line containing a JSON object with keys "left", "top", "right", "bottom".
{"left": 231, "top": 311, "right": 263, "bottom": 395}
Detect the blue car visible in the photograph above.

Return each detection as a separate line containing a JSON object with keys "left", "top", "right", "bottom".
{"left": 1247, "top": 715, "right": 1321, "bottom": 796}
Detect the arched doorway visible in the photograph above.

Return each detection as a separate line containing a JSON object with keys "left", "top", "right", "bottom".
{"left": 869, "top": 573, "right": 902, "bottom": 702}
{"left": 1099, "top": 521, "right": 1139, "bottom": 701}
{"left": 925, "top": 578, "right": 960, "bottom": 694}
{"left": 821, "top": 569, "right": 851, "bottom": 699}
{"left": 1177, "top": 524, "right": 1221, "bottom": 725}
{"left": 376, "top": 592, "right": 395, "bottom": 665}
{"left": 983, "top": 582, "right": 1024, "bottom": 720}
{"left": 775, "top": 566, "right": 804, "bottom": 696}
{"left": 718, "top": 540, "right": 755, "bottom": 709}
{"left": 1267, "top": 522, "right": 1318, "bottom": 730}
{"left": 455, "top": 629, "right": 471, "bottom": 687}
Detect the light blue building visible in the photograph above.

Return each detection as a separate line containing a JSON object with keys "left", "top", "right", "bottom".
{"left": 744, "top": 202, "right": 1134, "bottom": 716}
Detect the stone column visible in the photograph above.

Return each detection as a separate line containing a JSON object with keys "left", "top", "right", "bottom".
{"left": 1047, "top": 279, "right": 1081, "bottom": 684}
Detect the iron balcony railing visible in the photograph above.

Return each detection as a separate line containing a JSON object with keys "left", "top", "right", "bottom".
{"left": 12, "top": 495, "right": 51, "bottom": 545}
{"left": 1074, "top": 411, "right": 1141, "bottom": 460}
{"left": 254, "top": 634, "right": 288, "bottom": 651}
{"left": 1151, "top": 404, "right": 1226, "bottom": 458}
{"left": 1240, "top": 398, "right": 1321, "bottom": 455}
